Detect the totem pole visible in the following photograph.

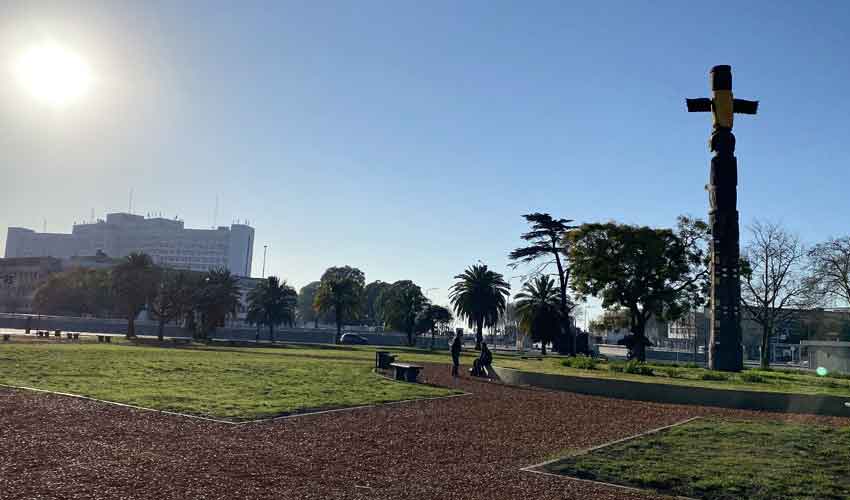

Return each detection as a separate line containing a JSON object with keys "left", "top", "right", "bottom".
{"left": 686, "top": 65, "right": 758, "bottom": 371}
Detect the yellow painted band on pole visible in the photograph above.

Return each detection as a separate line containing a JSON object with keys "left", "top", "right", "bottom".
{"left": 712, "top": 90, "right": 734, "bottom": 128}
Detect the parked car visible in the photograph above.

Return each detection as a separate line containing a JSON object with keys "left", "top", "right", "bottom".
{"left": 340, "top": 333, "right": 368, "bottom": 345}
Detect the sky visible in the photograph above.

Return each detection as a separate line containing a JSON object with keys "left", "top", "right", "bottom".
{"left": 1, "top": 1, "right": 849, "bottom": 320}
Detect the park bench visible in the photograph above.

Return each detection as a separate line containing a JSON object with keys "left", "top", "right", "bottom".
{"left": 389, "top": 362, "right": 423, "bottom": 383}
{"left": 375, "top": 351, "right": 396, "bottom": 370}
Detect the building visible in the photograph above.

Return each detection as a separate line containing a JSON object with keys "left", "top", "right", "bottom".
{"left": 802, "top": 340, "right": 850, "bottom": 374}
{"left": 0, "top": 257, "right": 63, "bottom": 312}
{"left": 5, "top": 213, "right": 254, "bottom": 276}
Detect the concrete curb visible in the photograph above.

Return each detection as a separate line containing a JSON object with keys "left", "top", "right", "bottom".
{"left": 492, "top": 366, "right": 850, "bottom": 417}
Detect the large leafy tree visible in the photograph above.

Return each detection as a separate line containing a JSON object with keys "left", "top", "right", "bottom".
{"left": 416, "top": 304, "right": 454, "bottom": 349}
{"left": 364, "top": 280, "right": 392, "bottom": 327}
{"left": 297, "top": 281, "right": 321, "bottom": 327}
{"left": 381, "top": 280, "right": 428, "bottom": 346}
{"left": 247, "top": 276, "right": 298, "bottom": 342}
{"left": 449, "top": 264, "right": 511, "bottom": 350}
{"left": 741, "top": 220, "right": 817, "bottom": 369}
{"left": 509, "top": 213, "right": 577, "bottom": 354}
{"left": 194, "top": 268, "right": 241, "bottom": 340}
{"left": 34, "top": 268, "right": 114, "bottom": 317}
{"left": 314, "top": 266, "right": 366, "bottom": 343}
{"left": 149, "top": 270, "right": 195, "bottom": 341}
{"left": 568, "top": 217, "right": 709, "bottom": 362}
{"left": 514, "top": 276, "right": 562, "bottom": 355}
{"left": 111, "top": 252, "right": 159, "bottom": 338}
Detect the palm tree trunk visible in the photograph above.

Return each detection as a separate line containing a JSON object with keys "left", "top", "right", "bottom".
{"left": 269, "top": 323, "right": 274, "bottom": 343}
{"left": 475, "top": 319, "right": 483, "bottom": 351}
{"left": 158, "top": 318, "right": 165, "bottom": 342}
{"left": 541, "top": 341, "right": 547, "bottom": 356}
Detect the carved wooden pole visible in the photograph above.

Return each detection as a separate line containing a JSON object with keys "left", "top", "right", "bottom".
{"left": 687, "top": 65, "right": 758, "bottom": 371}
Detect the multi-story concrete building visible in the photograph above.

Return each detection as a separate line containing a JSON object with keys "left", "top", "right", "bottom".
{"left": 5, "top": 213, "right": 254, "bottom": 276}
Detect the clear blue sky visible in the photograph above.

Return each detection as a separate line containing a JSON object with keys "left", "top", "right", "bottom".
{"left": 2, "top": 1, "right": 849, "bottom": 315}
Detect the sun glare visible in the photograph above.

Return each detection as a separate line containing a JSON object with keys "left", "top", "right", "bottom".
{"left": 14, "top": 43, "right": 93, "bottom": 107}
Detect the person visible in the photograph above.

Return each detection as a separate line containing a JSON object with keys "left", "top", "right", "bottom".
{"left": 450, "top": 331, "right": 462, "bottom": 377}
{"left": 471, "top": 342, "right": 493, "bottom": 377}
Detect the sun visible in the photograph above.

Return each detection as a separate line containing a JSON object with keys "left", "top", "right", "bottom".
{"left": 14, "top": 43, "right": 93, "bottom": 107}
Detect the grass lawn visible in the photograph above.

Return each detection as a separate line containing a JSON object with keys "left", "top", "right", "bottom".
{"left": 493, "top": 355, "right": 850, "bottom": 397}
{"left": 542, "top": 418, "right": 850, "bottom": 500}
{"left": 0, "top": 342, "right": 459, "bottom": 420}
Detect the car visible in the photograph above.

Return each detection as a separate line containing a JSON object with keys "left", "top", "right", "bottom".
{"left": 340, "top": 333, "right": 368, "bottom": 345}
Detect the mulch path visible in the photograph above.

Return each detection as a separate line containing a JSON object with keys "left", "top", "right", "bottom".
{"left": 2, "top": 362, "right": 848, "bottom": 500}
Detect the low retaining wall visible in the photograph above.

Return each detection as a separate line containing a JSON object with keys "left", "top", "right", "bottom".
{"left": 492, "top": 366, "right": 850, "bottom": 418}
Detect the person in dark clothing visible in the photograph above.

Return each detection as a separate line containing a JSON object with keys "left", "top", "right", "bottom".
{"left": 450, "top": 332, "right": 462, "bottom": 377}
{"left": 471, "top": 342, "right": 493, "bottom": 377}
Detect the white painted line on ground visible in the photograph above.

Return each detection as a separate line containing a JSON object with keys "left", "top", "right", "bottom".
{"left": 520, "top": 416, "right": 701, "bottom": 500}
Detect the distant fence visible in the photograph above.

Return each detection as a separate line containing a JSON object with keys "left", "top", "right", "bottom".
{"left": 595, "top": 344, "right": 707, "bottom": 364}
{"left": 0, "top": 313, "right": 451, "bottom": 349}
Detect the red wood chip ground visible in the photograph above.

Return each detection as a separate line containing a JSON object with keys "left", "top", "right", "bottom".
{"left": 2, "top": 362, "right": 847, "bottom": 499}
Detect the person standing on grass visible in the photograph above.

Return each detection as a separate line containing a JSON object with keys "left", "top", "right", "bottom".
{"left": 450, "top": 331, "right": 463, "bottom": 377}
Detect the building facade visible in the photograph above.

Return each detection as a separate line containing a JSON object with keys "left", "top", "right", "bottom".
{"left": 5, "top": 213, "right": 254, "bottom": 276}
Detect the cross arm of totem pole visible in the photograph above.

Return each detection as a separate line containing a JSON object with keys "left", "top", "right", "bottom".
{"left": 685, "top": 98, "right": 759, "bottom": 115}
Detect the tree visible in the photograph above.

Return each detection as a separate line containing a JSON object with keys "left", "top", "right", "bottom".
{"left": 509, "top": 213, "right": 577, "bottom": 354}
{"left": 194, "top": 268, "right": 241, "bottom": 340}
{"left": 514, "top": 276, "right": 562, "bottom": 355}
{"left": 568, "top": 217, "right": 709, "bottom": 362}
{"left": 111, "top": 252, "right": 159, "bottom": 338}
{"left": 33, "top": 268, "right": 114, "bottom": 317}
{"left": 149, "top": 270, "right": 195, "bottom": 341}
{"left": 381, "top": 280, "right": 428, "bottom": 346}
{"left": 363, "top": 280, "right": 391, "bottom": 327}
{"left": 314, "top": 266, "right": 366, "bottom": 343}
{"left": 449, "top": 264, "right": 511, "bottom": 350}
{"left": 809, "top": 236, "right": 850, "bottom": 307}
{"left": 741, "top": 220, "right": 816, "bottom": 369}
{"left": 417, "top": 304, "right": 453, "bottom": 349}
{"left": 246, "top": 276, "right": 297, "bottom": 342}
{"left": 298, "top": 281, "right": 322, "bottom": 327}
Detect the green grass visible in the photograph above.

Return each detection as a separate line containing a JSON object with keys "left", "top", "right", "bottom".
{"left": 494, "top": 356, "right": 850, "bottom": 397}
{"left": 0, "top": 342, "right": 459, "bottom": 420}
{"left": 543, "top": 418, "right": 850, "bottom": 500}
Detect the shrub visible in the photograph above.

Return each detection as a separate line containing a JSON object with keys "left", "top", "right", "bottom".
{"left": 684, "top": 362, "right": 700, "bottom": 369}
{"left": 610, "top": 359, "right": 655, "bottom": 376}
{"left": 699, "top": 371, "right": 728, "bottom": 381}
{"left": 740, "top": 371, "right": 767, "bottom": 384}
{"left": 562, "top": 355, "right": 598, "bottom": 370}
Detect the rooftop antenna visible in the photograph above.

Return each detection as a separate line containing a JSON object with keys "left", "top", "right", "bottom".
{"left": 214, "top": 194, "right": 219, "bottom": 229}
{"left": 129, "top": 189, "right": 134, "bottom": 214}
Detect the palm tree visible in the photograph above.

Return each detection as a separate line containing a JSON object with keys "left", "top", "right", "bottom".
{"left": 514, "top": 276, "right": 562, "bottom": 355}
{"left": 314, "top": 266, "right": 366, "bottom": 343}
{"left": 195, "top": 268, "right": 241, "bottom": 340}
{"left": 449, "top": 264, "right": 510, "bottom": 350}
{"left": 247, "top": 276, "right": 297, "bottom": 342}
{"left": 111, "top": 252, "right": 159, "bottom": 339}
